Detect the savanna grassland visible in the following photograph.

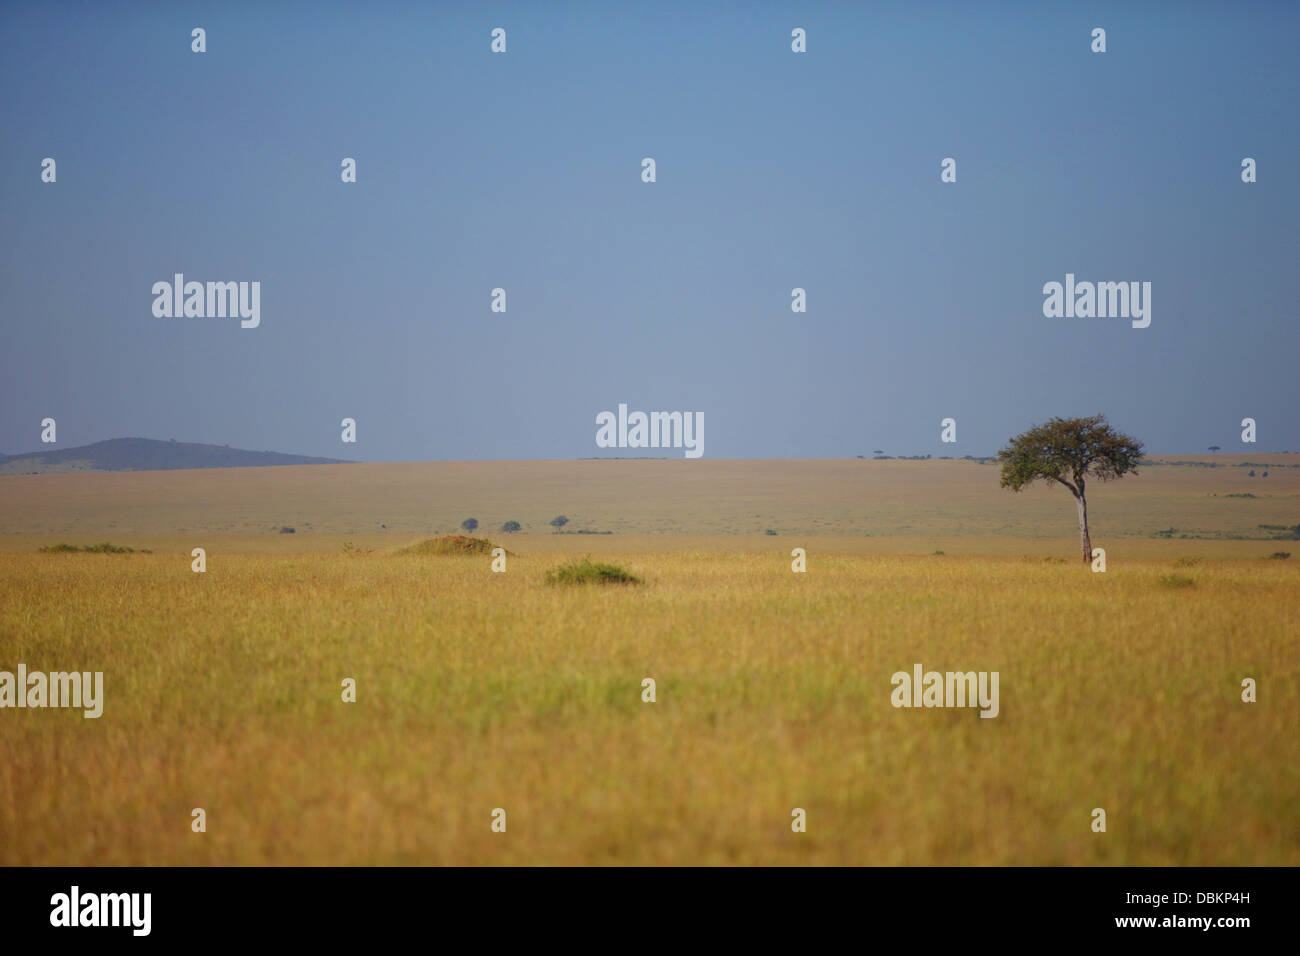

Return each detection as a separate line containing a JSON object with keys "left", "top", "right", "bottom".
{"left": 0, "top": 457, "right": 1297, "bottom": 865}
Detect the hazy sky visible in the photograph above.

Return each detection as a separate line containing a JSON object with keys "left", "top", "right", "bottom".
{"left": 2, "top": 0, "right": 1297, "bottom": 461}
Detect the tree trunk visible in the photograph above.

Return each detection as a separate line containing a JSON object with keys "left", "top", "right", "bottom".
{"left": 1076, "top": 492, "right": 1092, "bottom": 564}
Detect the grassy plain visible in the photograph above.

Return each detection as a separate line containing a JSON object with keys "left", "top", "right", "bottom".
{"left": 1, "top": 454, "right": 1297, "bottom": 540}
{"left": 0, "top": 457, "right": 1296, "bottom": 865}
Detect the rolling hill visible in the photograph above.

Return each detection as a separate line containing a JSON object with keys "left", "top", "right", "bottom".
{"left": 0, "top": 437, "right": 353, "bottom": 474}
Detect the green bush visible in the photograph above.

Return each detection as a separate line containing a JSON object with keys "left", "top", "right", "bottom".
{"left": 545, "top": 558, "right": 641, "bottom": 586}
{"left": 40, "top": 542, "right": 148, "bottom": 554}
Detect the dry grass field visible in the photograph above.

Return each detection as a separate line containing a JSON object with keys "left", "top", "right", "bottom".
{"left": 0, "top": 457, "right": 1296, "bottom": 865}
{"left": 1, "top": 454, "right": 1297, "bottom": 540}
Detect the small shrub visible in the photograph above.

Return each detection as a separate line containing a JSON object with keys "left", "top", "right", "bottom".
{"left": 40, "top": 542, "right": 148, "bottom": 554}
{"left": 764, "top": 529, "right": 777, "bottom": 536}
{"left": 279, "top": 526, "right": 296, "bottom": 534}
{"left": 545, "top": 558, "right": 641, "bottom": 586}
{"left": 1157, "top": 573, "right": 1196, "bottom": 589}
{"left": 1174, "top": 556, "right": 1202, "bottom": 567}
{"left": 1268, "top": 552, "right": 1291, "bottom": 559}
{"left": 932, "top": 550, "right": 945, "bottom": 555}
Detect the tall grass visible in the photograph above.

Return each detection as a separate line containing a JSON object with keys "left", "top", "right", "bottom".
{"left": 1, "top": 544, "right": 1295, "bottom": 865}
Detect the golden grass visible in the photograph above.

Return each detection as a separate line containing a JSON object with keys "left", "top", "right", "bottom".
{"left": 1, "top": 542, "right": 1296, "bottom": 865}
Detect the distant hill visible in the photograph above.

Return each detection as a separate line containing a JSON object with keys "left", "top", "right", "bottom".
{"left": 0, "top": 438, "right": 354, "bottom": 474}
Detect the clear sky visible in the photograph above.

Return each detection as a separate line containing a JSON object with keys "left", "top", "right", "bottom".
{"left": 2, "top": 0, "right": 1296, "bottom": 461}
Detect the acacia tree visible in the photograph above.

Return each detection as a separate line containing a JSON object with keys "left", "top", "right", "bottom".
{"left": 997, "top": 415, "right": 1144, "bottom": 564}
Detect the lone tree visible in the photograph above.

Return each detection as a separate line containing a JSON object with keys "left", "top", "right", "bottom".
{"left": 549, "top": 515, "right": 569, "bottom": 532}
{"left": 1208, "top": 445, "right": 1221, "bottom": 453}
{"left": 461, "top": 517, "right": 479, "bottom": 534}
{"left": 997, "top": 414, "right": 1144, "bottom": 564}
{"left": 500, "top": 520, "right": 522, "bottom": 533}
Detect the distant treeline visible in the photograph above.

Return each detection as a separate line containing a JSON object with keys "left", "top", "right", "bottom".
{"left": 854, "top": 455, "right": 1300, "bottom": 468}
{"left": 1140, "top": 459, "right": 1300, "bottom": 468}
{"left": 858, "top": 455, "right": 997, "bottom": 463}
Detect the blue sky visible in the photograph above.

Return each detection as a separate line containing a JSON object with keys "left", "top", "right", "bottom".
{"left": 2, "top": 0, "right": 1297, "bottom": 460}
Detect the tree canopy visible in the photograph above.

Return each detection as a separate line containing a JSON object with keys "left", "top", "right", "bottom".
{"left": 998, "top": 415, "right": 1144, "bottom": 563}
{"left": 998, "top": 414, "right": 1144, "bottom": 498}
